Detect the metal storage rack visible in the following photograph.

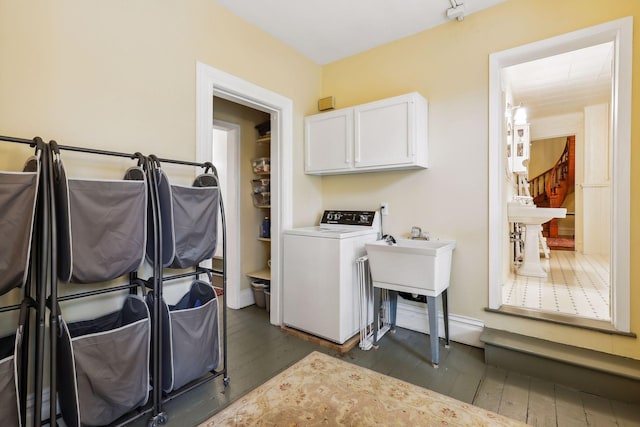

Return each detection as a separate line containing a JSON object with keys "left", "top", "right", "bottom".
{"left": 0, "top": 137, "right": 229, "bottom": 426}
{"left": 144, "top": 154, "right": 229, "bottom": 426}
{"left": 0, "top": 136, "right": 48, "bottom": 427}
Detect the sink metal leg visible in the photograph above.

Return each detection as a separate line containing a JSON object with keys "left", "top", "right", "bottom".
{"left": 442, "top": 289, "right": 450, "bottom": 348}
{"left": 373, "top": 287, "right": 381, "bottom": 345}
{"left": 426, "top": 295, "right": 439, "bottom": 367}
{"left": 389, "top": 290, "right": 398, "bottom": 331}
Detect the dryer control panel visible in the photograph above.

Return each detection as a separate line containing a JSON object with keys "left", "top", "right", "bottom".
{"left": 321, "top": 210, "right": 377, "bottom": 226}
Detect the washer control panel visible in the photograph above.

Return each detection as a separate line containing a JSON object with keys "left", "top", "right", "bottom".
{"left": 321, "top": 210, "right": 377, "bottom": 227}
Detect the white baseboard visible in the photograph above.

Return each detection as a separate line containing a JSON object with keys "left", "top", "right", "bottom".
{"left": 395, "top": 300, "right": 485, "bottom": 348}
{"left": 237, "top": 287, "right": 256, "bottom": 309}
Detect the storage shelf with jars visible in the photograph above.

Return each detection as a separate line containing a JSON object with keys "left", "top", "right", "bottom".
{"left": 247, "top": 121, "right": 271, "bottom": 285}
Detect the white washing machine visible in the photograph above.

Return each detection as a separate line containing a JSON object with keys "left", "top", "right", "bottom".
{"left": 283, "top": 210, "right": 380, "bottom": 344}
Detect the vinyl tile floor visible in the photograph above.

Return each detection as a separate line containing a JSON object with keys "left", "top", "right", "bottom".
{"left": 502, "top": 250, "right": 610, "bottom": 321}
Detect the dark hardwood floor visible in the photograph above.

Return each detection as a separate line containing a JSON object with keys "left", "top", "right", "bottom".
{"left": 127, "top": 304, "right": 640, "bottom": 426}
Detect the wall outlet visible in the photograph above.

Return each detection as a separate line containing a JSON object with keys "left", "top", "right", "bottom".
{"left": 381, "top": 202, "right": 389, "bottom": 216}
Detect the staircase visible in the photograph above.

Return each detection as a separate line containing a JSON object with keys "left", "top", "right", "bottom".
{"left": 528, "top": 136, "right": 575, "bottom": 238}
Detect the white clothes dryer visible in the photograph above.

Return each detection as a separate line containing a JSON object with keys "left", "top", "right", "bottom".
{"left": 283, "top": 210, "right": 380, "bottom": 344}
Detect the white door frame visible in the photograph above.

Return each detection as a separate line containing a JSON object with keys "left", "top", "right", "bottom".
{"left": 196, "top": 62, "right": 292, "bottom": 325}
{"left": 488, "top": 17, "right": 632, "bottom": 331}
{"left": 211, "top": 120, "right": 241, "bottom": 309}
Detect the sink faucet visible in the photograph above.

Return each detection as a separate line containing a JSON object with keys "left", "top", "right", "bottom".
{"left": 410, "top": 226, "right": 430, "bottom": 240}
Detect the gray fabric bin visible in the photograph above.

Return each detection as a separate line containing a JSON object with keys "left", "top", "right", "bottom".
{"left": 57, "top": 295, "right": 151, "bottom": 427}
{"left": 147, "top": 169, "right": 219, "bottom": 268}
{"left": 146, "top": 280, "right": 220, "bottom": 393}
{"left": 0, "top": 156, "right": 40, "bottom": 296}
{"left": 55, "top": 160, "right": 147, "bottom": 283}
{"left": 0, "top": 300, "right": 29, "bottom": 427}
{"left": 0, "top": 334, "right": 20, "bottom": 427}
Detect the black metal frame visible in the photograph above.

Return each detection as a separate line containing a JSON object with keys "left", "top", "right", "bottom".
{"left": 0, "top": 135, "right": 47, "bottom": 427}
{"left": 46, "top": 141, "right": 154, "bottom": 427}
{"left": 144, "top": 154, "right": 229, "bottom": 426}
{"left": 1, "top": 137, "right": 229, "bottom": 426}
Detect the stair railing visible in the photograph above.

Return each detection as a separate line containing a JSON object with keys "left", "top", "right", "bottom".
{"left": 529, "top": 139, "right": 571, "bottom": 206}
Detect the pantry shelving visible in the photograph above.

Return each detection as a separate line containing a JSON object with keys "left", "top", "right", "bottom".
{"left": 247, "top": 125, "right": 271, "bottom": 284}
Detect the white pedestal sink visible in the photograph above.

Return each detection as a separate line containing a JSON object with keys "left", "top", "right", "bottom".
{"left": 508, "top": 203, "right": 566, "bottom": 278}
{"left": 365, "top": 238, "right": 456, "bottom": 367}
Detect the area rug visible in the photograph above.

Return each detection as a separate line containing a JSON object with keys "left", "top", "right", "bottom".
{"left": 200, "top": 351, "right": 525, "bottom": 426}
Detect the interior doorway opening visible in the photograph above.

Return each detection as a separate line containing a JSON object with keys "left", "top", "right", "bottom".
{"left": 501, "top": 132, "right": 612, "bottom": 321}
{"left": 212, "top": 98, "right": 271, "bottom": 310}
{"left": 211, "top": 122, "right": 240, "bottom": 305}
{"left": 488, "top": 17, "right": 632, "bottom": 332}
{"left": 196, "top": 61, "right": 294, "bottom": 326}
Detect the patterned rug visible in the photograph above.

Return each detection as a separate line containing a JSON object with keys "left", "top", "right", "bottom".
{"left": 200, "top": 351, "right": 525, "bottom": 426}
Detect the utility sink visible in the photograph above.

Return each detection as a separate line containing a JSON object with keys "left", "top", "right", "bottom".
{"left": 365, "top": 239, "right": 456, "bottom": 297}
{"left": 508, "top": 203, "right": 567, "bottom": 224}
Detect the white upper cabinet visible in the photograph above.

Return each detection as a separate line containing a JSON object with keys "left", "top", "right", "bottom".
{"left": 305, "top": 92, "right": 428, "bottom": 175}
{"left": 304, "top": 108, "right": 353, "bottom": 174}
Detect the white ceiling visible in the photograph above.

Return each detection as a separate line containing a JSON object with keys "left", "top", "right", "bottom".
{"left": 215, "top": 0, "right": 613, "bottom": 121}
{"left": 502, "top": 42, "right": 613, "bottom": 120}
{"left": 215, "top": 0, "right": 507, "bottom": 65}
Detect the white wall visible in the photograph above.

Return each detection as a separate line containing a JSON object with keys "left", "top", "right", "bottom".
{"left": 582, "top": 103, "right": 611, "bottom": 256}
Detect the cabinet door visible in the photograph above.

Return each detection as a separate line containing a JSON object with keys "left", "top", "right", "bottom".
{"left": 304, "top": 109, "right": 353, "bottom": 174}
{"left": 354, "top": 94, "right": 416, "bottom": 169}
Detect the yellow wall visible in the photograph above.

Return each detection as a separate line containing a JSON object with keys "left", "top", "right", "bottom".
{"left": 529, "top": 137, "right": 567, "bottom": 179}
{"left": 321, "top": 0, "right": 639, "bottom": 358}
{"left": 1, "top": 0, "right": 638, "bottom": 361}
{"left": 0, "top": 1, "right": 321, "bottom": 156}
{"left": 0, "top": 0, "right": 322, "bottom": 332}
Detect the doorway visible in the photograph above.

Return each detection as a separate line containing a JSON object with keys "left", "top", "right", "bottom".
{"left": 212, "top": 99, "right": 271, "bottom": 311}
{"left": 488, "top": 17, "right": 632, "bottom": 331}
{"left": 501, "top": 130, "right": 613, "bottom": 321}
{"left": 196, "top": 62, "right": 293, "bottom": 326}
{"left": 212, "top": 121, "right": 241, "bottom": 308}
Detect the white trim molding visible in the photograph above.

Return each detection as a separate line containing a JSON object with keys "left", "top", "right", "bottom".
{"left": 196, "top": 62, "right": 293, "bottom": 326}
{"left": 210, "top": 120, "right": 243, "bottom": 309}
{"left": 488, "top": 17, "right": 632, "bottom": 332}
{"left": 396, "top": 300, "right": 485, "bottom": 348}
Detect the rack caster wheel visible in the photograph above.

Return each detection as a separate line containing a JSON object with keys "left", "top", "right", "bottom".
{"left": 223, "top": 377, "right": 230, "bottom": 386}
{"left": 157, "top": 412, "right": 168, "bottom": 425}
{"left": 147, "top": 412, "right": 168, "bottom": 427}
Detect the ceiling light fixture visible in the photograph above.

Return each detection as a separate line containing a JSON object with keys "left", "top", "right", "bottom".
{"left": 506, "top": 103, "right": 528, "bottom": 124}
{"left": 513, "top": 106, "right": 528, "bottom": 125}
{"left": 447, "top": 0, "right": 465, "bottom": 22}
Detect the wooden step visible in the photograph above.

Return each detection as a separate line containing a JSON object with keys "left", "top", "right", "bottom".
{"left": 480, "top": 327, "right": 640, "bottom": 403}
